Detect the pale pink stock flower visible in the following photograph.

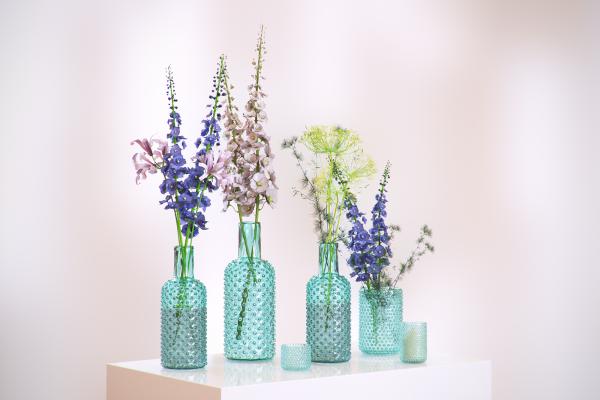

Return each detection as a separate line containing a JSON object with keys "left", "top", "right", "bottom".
{"left": 219, "top": 36, "right": 278, "bottom": 215}
{"left": 238, "top": 204, "right": 255, "bottom": 217}
{"left": 266, "top": 186, "right": 277, "bottom": 204}
{"left": 250, "top": 173, "right": 269, "bottom": 193}
{"left": 244, "top": 152, "right": 258, "bottom": 164}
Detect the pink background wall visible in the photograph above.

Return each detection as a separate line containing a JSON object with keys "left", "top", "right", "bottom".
{"left": 1, "top": 0, "right": 599, "bottom": 399}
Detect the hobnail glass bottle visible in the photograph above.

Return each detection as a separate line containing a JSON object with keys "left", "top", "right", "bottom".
{"left": 359, "top": 287, "right": 403, "bottom": 355}
{"left": 306, "top": 242, "right": 351, "bottom": 362}
{"left": 161, "top": 246, "right": 207, "bottom": 369}
{"left": 224, "top": 222, "right": 275, "bottom": 360}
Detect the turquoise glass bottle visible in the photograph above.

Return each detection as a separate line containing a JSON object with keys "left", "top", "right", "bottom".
{"left": 224, "top": 222, "right": 275, "bottom": 360}
{"left": 161, "top": 246, "right": 207, "bottom": 369}
{"left": 306, "top": 242, "right": 351, "bottom": 362}
{"left": 359, "top": 287, "right": 403, "bottom": 354}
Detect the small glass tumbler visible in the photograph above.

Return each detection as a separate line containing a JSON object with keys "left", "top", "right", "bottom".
{"left": 281, "top": 344, "right": 312, "bottom": 371}
{"left": 401, "top": 322, "right": 427, "bottom": 363}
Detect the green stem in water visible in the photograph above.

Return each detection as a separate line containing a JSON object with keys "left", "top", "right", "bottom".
{"left": 172, "top": 249, "right": 191, "bottom": 346}
{"left": 365, "top": 288, "right": 381, "bottom": 345}
{"left": 235, "top": 208, "right": 258, "bottom": 340}
{"left": 323, "top": 161, "right": 340, "bottom": 328}
{"left": 324, "top": 243, "right": 334, "bottom": 329}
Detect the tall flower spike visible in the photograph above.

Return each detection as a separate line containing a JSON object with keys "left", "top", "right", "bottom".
{"left": 338, "top": 161, "right": 433, "bottom": 288}
{"left": 166, "top": 66, "right": 185, "bottom": 146}
{"left": 335, "top": 163, "right": 391, "bottom": 284}
{"left": 180, "top": 55, "right": 230, "bottom": 236}
{"left": 196, "top": 55, "right": 227, "bottom": 152}
{"left": 159, "top": 60, "right": 230, "bottom": 240}
{"left": 220, "top": 26, "right": 277, "bottom": 216}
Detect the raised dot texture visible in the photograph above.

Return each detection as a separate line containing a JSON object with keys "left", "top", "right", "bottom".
{"left": 161, "top": 278, "right": 207, "bottom": 369}
{"left": 359, "top": 287, "right": 403, "bottom": 355}
{"left": 224, "top": 258, "right": 275, "bottom": 360}
{"left": 306, "top": 273, "right": 351, "bottom": 363}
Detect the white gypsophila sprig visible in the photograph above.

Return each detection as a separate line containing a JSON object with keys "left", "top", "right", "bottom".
{"left": 220, "top": 27, "right": 277, "bottom": 217}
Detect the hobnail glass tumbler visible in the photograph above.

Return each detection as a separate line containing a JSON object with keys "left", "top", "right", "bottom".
{"left": 306, "top": 242, "right": 351, "bottom": 363}
{"left": 281, "top": 344, "right": 312, "bottom": 371}
{"left": 224, "top": 222, "right": 275, "bottom": 360}
{"left": 401, "top": 322, "right": 427, "bottom": 363}
{"left": 359, "top": 287, "right": 403, "bottom": 355}
{"left": 161, "top": 246, "right": 207, "bottom": 369}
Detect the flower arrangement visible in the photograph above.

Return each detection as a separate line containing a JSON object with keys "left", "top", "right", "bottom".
{"left": 131, "top": 60, "right": 231, "bottom": 367}
{"left": 283, "top": 125, "right": 375, "bottom": 328}
{"left": 220, "top": 27, "right": 278, "bottom": 340}
{"left": 131, "top": 59, "right": 230, "bottom": 265}
{"left": 334, "top": 161, "right": 434, "bottom": 290}
{"left": 282, "top": 125, "right": 375, "bottom": 244}
{"left": 221, "top": 26, "right": 277, "bottom": 218}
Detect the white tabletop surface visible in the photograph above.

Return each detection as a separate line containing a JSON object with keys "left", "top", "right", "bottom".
{"left": 109, "top": 350, "right": 484, "bottom": 388}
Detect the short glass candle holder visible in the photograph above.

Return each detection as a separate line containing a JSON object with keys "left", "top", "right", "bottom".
{"left": 281, "top": 344, "right": 312, "bottom": 371}
{"left": 401, "top": 322, "right": 427, "bottom": 363}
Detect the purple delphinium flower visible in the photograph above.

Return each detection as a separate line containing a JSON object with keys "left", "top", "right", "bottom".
{"left": 159, "top": 68, "right": 191, "bottom": 217}
{"left": 195, "top": 71, "right": 223, "bottom": 152}
{"left": 165, "top": 67, "right": 185, "bottom": 145}
{"left": 164, "top": 59, "right": 228, "bottom": 238}
{"left": 342, "top": 162, "right": 392, "bottom": 285}
{"left": 131, "top": 62, "right": 230, "bottom": 242}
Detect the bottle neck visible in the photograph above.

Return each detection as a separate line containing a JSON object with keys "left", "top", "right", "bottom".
{"left": 319, "top": 242, "right": 339, "bottom": 274}
{"left": 174, "top": 246, "right": 194, "bottom": 279}
{"left": 238, "top": 222, "right": 261, "bottom": 259}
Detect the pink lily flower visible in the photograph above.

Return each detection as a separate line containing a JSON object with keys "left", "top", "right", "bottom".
{"left": 131, "top": 138, "right": 168, "bottom": 184}
{"left": 196, "top": 150, "right": 232, "bottom": 186}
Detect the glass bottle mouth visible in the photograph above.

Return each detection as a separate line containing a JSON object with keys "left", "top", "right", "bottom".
{"left": 318, "top": 242, "right": 339, "bottom": 274}
{"left": 174, "top": 245, "right": 194, "bottom": 279}
{"left": 240, "top": 221, "right": 260, "bottom": 227}
{"left": 361, "top": 286, "right": 403, "bottom": 293}
{"left": 238, "top": 222, "right": 262, "bottom": 259}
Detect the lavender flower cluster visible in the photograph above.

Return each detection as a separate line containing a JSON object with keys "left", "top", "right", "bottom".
{"left": 131, "top": 63, "right": 230, "bottom": 238}
{"left": 220, "top": 28, "right": 277, "bottom": 217}
{"left": 343, "top": 164, "right": 393, "bottom": 283}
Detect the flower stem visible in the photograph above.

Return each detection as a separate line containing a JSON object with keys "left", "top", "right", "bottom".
{"left": 172, "top": 248, "right": 191, "bottom": 346}
{"left": 180, "top": 58, "right": 225, "bottom": 249}
{"left": 235, "top": 208, "right": 257, "bottom": 340}
{"left": 174, "top": 211, "right": 185, "bottom": 276}
{"left": 325, "top": 244, "right": 334, "bottom": 329}
{"left": 366, "top": 288, "right": 380, "bottom": 344}
{"left": 254, "top": 196, "right": 260, "bottom": 225}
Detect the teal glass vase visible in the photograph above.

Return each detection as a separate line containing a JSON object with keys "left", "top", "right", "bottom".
{"left": 161, "top": 246, "right": 207, "bottom": 369}
{"left": 306, "top": 242, "right": 351, "bottom": 363}
{"left": 224, "top": 222, "right": 275, "bottom": 360}
{"left": 359, "top": 287, "right": 403, "bottom": 355}
{"left": 281, "top": 344, "right": 312, "bottom": 371}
